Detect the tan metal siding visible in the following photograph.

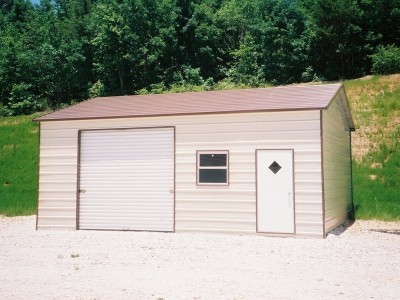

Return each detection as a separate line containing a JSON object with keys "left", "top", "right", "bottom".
{"left": 322, "top": 93, "right": 352, "bottom": 234}
{"left": 37, "top": 111, "right": 323, "bottom": 237}
{"left": 37, "top": 122, "right": 78, "bottom": 229}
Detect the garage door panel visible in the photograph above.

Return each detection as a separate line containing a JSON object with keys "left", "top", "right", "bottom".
{"left": 79, "top": 191, "right": 173, "bottom": 197}
{"left": 78, "top": 127, "right": 174, "bottom": 231}
{"left": 80, "top": 204, "right": 173, "bottom": 212}
{"left": 79, "top": 223, "right": 173, "bottom": 231}
{"left": 81, "top": 162, "right": 173, "bottom": 168}
{"left": 81, "top": 183, "right": 173, "bottom": 189}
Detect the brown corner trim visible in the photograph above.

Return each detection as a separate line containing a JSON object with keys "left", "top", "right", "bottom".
{"left": 173, "top": 126, "right": 176, "bottom": 233}
{"left": 320, "top": 110, "right": 326, "bottom": 238}
{"left": 35, "top": 122, "right": 41, "bottom": 231}
{"left": 76, "top": 130, "right": 82, "bottom": 230}
{"left": 349, "top": 132, "right": 355, "bottom": 220}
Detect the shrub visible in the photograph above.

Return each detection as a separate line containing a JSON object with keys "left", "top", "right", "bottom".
{"left": 301, "top": 66, "right": 326, "bottom": 83}
{"left": 88, "top": 80, "right": 106, "bottom": 98}
{"left": 370, "top": 45, "right": 400, "bottom": 75}
{"left": 0, "top": 104, "right": 11, "bottom": 117}
{"left": 7, "top": 83, "right": 47, "bottom": 116}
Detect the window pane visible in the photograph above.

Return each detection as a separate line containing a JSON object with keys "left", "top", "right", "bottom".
{"left": 199, "top": 169, "right": 227, "bottom": 183}
{"left": 199, "top": 154, "right": 227, "bottom": 166}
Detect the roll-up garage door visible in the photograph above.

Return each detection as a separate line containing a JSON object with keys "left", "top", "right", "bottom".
{"left": 78, "top": 127, "right": 174, "bottom": 231}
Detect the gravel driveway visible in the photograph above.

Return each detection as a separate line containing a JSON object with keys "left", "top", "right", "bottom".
{"left": 1, "top": 216, "right": 399, "bottom": 299}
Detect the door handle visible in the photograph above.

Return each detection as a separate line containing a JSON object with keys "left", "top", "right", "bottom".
{"left": 288, "top": 192, "right": 291, "bottom": 207}
{"left": 169, "top": 189, "right": 174, "bottom": 194}
{"left": 79, "top": 189, "right": 86, "bottom": 193}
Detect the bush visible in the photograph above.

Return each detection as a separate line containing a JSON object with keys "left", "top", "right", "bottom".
{"left": 88, "top": 80, "right": 106, "bottom": 98}
{"left": 301, "top": 66, "right": 326, "bottom": 83}
{"left": 0, "top": 104, "right": 11, "bottom": 117}
{"left": 371, "top": 45, "right": 400, "bottom": 75}
{"left": 7, "top": 83, "right": 47, "bottom": 116}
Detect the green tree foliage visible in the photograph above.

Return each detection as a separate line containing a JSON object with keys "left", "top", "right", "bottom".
{"left": 302, "top": 0, "right": 400, "bottom": 79}
{"left": 359, "top": 0, "right": 400, "bottom": 48}
{"left": 370, "top": 45, "right": 400, "bottom": 75}
{"left": 227, "top": 35, "right": 264, "bottom": 86}
{"left": 89, "top": 0, "right": 178, "bottom": 94}
{"left": 182, "top": 1, "right": 228, "bottom": 80}
{"left": 243, "top": 0, "right": 308, "bottom": 84}
{"left": 0, "top": 0, "right": 399, "bottom": 116}
{"left": 302, "top": 0, "right": 365, "bottom": 79}
{"left": 8, "top": 82, "right": 46, "bottom": 115}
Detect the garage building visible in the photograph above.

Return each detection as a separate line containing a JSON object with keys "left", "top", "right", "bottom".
{"left": 34, "top": 83, "right": 355, "bottom": 238}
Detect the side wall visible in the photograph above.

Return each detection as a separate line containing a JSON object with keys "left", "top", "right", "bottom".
{"left": 322, "top": 90, "right": 353, "bottom": 234}
{"left": 37, "top": 110, "right": 324, "bottom": 237}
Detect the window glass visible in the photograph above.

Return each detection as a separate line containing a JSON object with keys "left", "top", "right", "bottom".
{"left": 199, "top": 154, "right": 227, "bottom": 166}
{"left": 199, "top": 169, "right": 227, "bottom": 183}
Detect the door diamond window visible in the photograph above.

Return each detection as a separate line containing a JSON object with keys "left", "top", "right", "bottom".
{"left": 268, "top": 161, "right": 281, "bottom": 174}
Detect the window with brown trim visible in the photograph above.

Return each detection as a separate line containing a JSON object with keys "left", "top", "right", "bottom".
{"left": 197, "top": 151, "right": 229, "bottom": 185}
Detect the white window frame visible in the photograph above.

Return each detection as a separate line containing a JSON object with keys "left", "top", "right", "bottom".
{"left": 196, "top": 150, "right": 229, "bottom": 186}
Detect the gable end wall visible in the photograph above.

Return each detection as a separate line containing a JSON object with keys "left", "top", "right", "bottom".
{"left": 322, "top": 89, "right": 353, "bottom": 234}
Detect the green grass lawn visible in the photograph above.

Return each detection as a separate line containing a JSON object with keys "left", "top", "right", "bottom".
{"left": 352, "top": 133, "right": 400, "bottom": 220}
{"left": 0, "top": 114, "right": 40, "bottom": 216}
{"left": 0, "top": 75, "right": 399, "bottom": 220}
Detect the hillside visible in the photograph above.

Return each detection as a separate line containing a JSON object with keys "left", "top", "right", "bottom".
{"left": 345, "top": 74, "right": 400, "bottom": 220}
{"left": 0, "top": 75, "right": 399, "bottom": 219}
{"left": 345, "top": 74, "right": 400, "bottom": 160}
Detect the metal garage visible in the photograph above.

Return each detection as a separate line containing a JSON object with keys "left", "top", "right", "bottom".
{"left": 34, "top": 83, "right": 355, "bottom": 238}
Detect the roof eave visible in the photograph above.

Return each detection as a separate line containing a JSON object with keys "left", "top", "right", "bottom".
{"left": 33, "top": 107, "right": 326, "bottom": 123}
{"left": 325, "top": 83, "right": 355, "bottom": 131}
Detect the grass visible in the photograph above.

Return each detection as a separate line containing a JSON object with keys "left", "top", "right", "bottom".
{"left": 0, "top": 113, "right": 41, "bottom": 216}
{"left": 0, "top": 75, "right": 399, "bottom": 220}
{"left": 345, "top": 74, "right": 400, "bottom": 221}
{"left": 352, "top": 131, "right": 400, "bottom": 220}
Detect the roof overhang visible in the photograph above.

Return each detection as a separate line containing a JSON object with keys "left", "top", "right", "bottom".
{"left": 34, "top": 84, "right": 354, "bottom": 131}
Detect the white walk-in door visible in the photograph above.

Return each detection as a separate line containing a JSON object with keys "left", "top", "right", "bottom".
{"left": 78, "top": 127, "right": 174, "bottom": 231}
{"left": 256, "top": 149, "right": 294, "bottom": 233}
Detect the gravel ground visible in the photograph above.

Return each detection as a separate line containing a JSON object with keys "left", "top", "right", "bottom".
{"left": 0, "top": 216, "right": 399, "bottom": 300}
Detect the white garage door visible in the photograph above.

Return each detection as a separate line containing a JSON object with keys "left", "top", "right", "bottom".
{"left": 78, "top": 127, "right": 174, "bottom": 231}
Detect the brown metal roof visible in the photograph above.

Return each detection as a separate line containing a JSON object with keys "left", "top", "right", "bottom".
{"left": 34, "top": 83, "right": 351, "bottom": 126}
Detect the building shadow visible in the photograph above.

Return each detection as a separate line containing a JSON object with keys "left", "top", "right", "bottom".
{"left": 326, "top": 219, "right": 355, "bottom": 237}
{"left": 368, "top": 229, "right": 400, "bottom": 235}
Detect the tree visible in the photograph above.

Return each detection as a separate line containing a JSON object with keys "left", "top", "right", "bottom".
{"left": 302, "top": 0, "right": 366, "bottom": 79}
{"left": 89, "top": 0, "right": 178, "bottom": 94}
{"left": 227, "top": 34, "right": 264, "bottom": 86}
{"left": 370, "top": 45, "right": 400, "bottom": 75}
